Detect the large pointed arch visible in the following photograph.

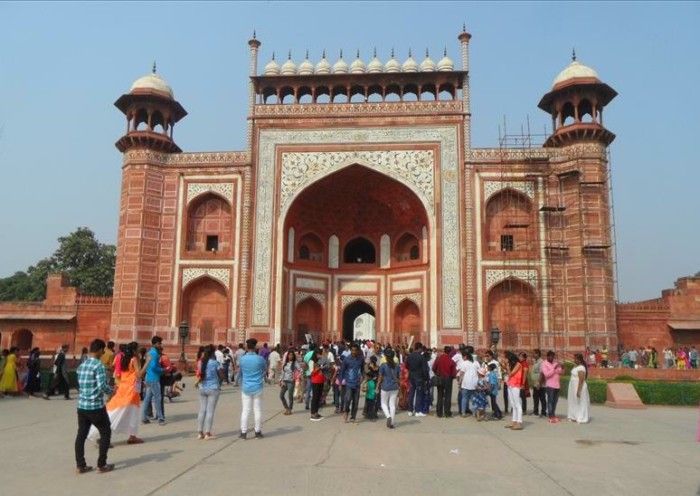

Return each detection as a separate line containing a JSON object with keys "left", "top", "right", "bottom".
{"left": 181, "top": 276, "right": 229, "bottom": 344}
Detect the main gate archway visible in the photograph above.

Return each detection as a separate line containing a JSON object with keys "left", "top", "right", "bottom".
{"left": 282, "top": 164, "right": 430, "bottom": 343}
{"left": 342, "top": 300, "right": 375, "bottom": 342}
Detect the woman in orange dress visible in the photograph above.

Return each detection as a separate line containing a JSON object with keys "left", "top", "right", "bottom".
{"left": 89, "top": 341, "right": 145, "bottom": 444}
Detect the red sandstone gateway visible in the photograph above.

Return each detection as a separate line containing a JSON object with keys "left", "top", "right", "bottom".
{"left": 1, "top": 28, "right": 698, "bottom": 355}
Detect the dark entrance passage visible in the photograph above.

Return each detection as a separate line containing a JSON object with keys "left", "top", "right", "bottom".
{"left": 342, "top": 300, "right": 375, "bottom": 342}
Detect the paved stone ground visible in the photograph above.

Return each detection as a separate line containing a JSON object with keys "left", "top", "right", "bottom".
{"left": 0, "top": 383, "right": 698, "bottom": 495}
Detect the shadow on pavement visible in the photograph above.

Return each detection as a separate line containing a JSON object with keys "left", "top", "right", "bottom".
{"left": 117, "top": 449, "right": 184, "bottom": 469}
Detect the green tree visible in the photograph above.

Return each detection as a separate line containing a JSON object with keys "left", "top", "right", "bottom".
{"left": 0, "top": 227, "right": 116, "bottom": 301}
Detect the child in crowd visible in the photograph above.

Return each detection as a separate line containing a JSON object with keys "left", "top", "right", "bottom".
{"left": 471, "top": 375, "right": 489, "bottom": 421}
{"left": 364, "top": 369, "right": 378, "bottom": 420}
{"left": 165, "top": 373, "right": 184, "bottom": 401}
{"left": 487, "top": 363, "right": 503, "bottom": 420}
{"left": 331, "top": 360, "right": 341, "bottom": 414}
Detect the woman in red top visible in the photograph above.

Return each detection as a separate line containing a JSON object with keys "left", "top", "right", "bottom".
{"left": 518, "top": 352, "right": 530, "bottom": 416}
{"left": 505, "top": 352, "right": 524, "bottom": 430}
{"left": 309, "top": 350, "right": 325, "bottom": 421}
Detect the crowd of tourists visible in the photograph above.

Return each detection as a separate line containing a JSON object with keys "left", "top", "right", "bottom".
{"left": 579, "top": 345, "right": 698, "bottom": 370}
{"left": 2, "top": 334, "right": 698, "bottom": 474}
{"left": 44, "top": 335, "right": 594, "bottom": 473}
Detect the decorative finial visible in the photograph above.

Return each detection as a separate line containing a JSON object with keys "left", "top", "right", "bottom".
{"left": 425, "top": 48, "right": 429, "bottom": 58}
{"left": 253, "top": 29, "right": 256, "bottom": 40}
{"left": 391, "top": 47, "right": 395, "bottom": 58}
{"left": 373, "top": 47, "right": 377, "bottom": 58}
{"left": 408, "top": 48, "right": 412, "bottom": 58}
{"left": 271, "top": 51, "right": 275, "bottom": 61}
{"left": 444, "top": 46, "right": 447, "bottom": 56}
{"left": 572, "top": 48, "right": 577, "bottom": 61}
{"left": 339, "top": 49, "right": 343, "bottom": 59}
{"left": 288, "top": 50, "right": 292, "bottom": 60}
{"left": 322, "top": 49, "right": 326, "bottom": 59}
{"left": 356, "top": 49, "right": 360, "bottom": 59}
{"left": 305, "top": 49, "right": 309, "bottom": 59}
{"left": 463, "top": 22, "right": 466, "bottom": 32}
{"left": 152, "top": 61, "right": 156, "bottom": 74}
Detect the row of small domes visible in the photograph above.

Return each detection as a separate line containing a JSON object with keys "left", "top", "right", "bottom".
{"left": 263, "top": 49, "right": 454, "bottom": 76}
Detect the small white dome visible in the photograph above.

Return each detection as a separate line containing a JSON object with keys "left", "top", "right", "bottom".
{"left": 437, "top": 50, "right": 454, "bottom": 72}
{"left": 367, "top": 50, "right": 383, "bottom": 73}
{"left": 384, "top": 50, "right": 401, "bottom": 73}
{"left": 263, "top": 54, "right": 280, "bottom": 76}
{"left": 552, "top": 60, "right": 599, "bottom": 88}
{"left": 280, "top": 54, "right": 297, "bottom": 75}
{"left": 402, "top": 51, "right": 418, "bottom": 73}
{"left": 130, "top": 70, "right": 174, "bottom": 98}
{"left": 298, "top": 52, "right": 314, "bottom": 75}
{"left": 350, "top": 52, "right": 366, "bottom": 74}
{"left": 420, "top": 50, "right": 436, "bottom": 72}
{"left": 316, "top": 51, "right": 331, "bottom": 74}
{"left": 333, "top": 51, "right": 348, "bottom": 74}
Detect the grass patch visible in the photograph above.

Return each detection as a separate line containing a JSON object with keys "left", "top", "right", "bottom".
{"left": 559, "top": 377, "right": 700, "bottom": 406}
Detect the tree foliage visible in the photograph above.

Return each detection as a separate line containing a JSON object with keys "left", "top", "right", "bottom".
{"left": 0, "top": 227, "right": 116, "bottom": 301}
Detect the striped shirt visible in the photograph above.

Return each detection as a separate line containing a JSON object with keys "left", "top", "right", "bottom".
{"left": 76, "top": 357, "right": 112, "bottom": 410}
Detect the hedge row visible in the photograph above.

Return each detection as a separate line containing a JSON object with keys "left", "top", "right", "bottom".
{"left": 558, "top": 377, "right": 700, "bottom": 406}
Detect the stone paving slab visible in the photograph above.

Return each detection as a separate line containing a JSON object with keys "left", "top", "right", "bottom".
{"left": 0, "top": 384, "right": 698, "bottom": 496}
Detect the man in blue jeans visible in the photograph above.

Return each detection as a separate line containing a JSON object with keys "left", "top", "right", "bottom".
{"left": 141, "top": 335, "right": 166, "bottom": 425}
{"left": 339, "top": 343, "right": 364, "bottom": 422}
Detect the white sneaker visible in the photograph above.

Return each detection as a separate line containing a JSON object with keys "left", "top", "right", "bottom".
{"left": 415, "top": 412, "right": 426, "bottom": 417}
{"left": 408, "top": 411, "right": 415, "bottom": 417}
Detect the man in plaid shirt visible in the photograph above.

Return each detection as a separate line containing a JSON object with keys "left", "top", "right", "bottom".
{"left": 75, "top": 339, "right": 114, "bottom": 474}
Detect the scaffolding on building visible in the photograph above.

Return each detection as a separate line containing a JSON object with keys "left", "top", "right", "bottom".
{"left": 491, "top": 115, "right": 618, "bottom": 356}
{"left": 494, "top": 116, "right": 549, "bottom": 352}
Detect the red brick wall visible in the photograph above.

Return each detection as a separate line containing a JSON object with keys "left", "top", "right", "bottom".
{"left": 616, "top": 277, "right": 700, "bottom": 349}
{"left": 589, "top": 367, "right": 700, "bottom": 382}
{"left": 110, "top": 162, "right": 178, "bottom": 344}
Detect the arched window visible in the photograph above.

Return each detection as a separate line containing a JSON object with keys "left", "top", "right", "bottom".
{"left": 484, "top": 189, "right": 535, "bottom": 254}
{"left": 579, "top": 99, "right": 593, "bottom": 123}
{"left": 394, "top": 232, "right": 420, "bottom": 263}
{"left": 186, "top": 193, "right": 234, "bottom": 255}
{"left": 344, "top": 237, "right": 376, "bottom": 264}
{"left": 561, "top": 102, "right": 575, "bottom": 126}
{"left": 297, "top": 233, "right": 323, "bottom": 262}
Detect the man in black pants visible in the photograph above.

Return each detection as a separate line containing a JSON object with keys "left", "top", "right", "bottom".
{"left": 339, "top": 344, "right": 364, "bottom": 422}
{"left": 432, "top": 346, "right": 456, "bottom": 418}
{"left": 74, "top": 339, "right": 114, "bottom": 474}
{"left": 44, "top": 344, "right": 71, "bottom": 400}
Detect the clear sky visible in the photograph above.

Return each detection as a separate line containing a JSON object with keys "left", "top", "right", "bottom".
{"left": 0, "top": 1, "right": 698, "bottom": 302}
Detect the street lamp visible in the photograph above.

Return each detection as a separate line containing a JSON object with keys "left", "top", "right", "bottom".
{"left": 490, "top": 326, "right": 501, "bottom": 352}
{"left": 178, "top": 320, "right": 189, "bottom": 368}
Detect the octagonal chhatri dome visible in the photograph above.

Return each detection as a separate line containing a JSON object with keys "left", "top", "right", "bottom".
{"left": 130, "top": 69, "right": 174, "bottom": 99}
{"left": 552, "top": 60, "right": 600, "bottom": 89}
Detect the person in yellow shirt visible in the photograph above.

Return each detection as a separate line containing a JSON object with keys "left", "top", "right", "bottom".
{"left": 101, "top": 341, "right": 116, "bottom": 383}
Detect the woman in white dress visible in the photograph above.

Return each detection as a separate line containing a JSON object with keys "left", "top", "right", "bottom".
{"left": 567, "top": 353, "right": 590, "bottom": 423}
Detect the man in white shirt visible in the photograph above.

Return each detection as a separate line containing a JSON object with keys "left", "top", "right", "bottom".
{"left": 268, "top": 346, "right": 282, "bottom": 384}
{"left": 456, "top": 351, "right": 480, "bottom": 417}
{"left": 452, "top": 347, "right": 465, "bottom": 414}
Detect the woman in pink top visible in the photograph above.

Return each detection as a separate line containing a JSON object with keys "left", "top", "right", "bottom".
{"left": 540, "top": 350, "right": 563, "bottom": 423}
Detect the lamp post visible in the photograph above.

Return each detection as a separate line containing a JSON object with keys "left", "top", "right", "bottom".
{"left": 490, "top": 326, "right": 501, "bottom": 354}
{"left": 178, "top": 320, "right": 189, "bottom": 369}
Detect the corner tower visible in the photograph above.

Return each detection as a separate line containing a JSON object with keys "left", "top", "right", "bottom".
{"left": 114, "top": 65, "right": 187, "bottom": 153}
{"left": 538, "top": 53, "right": 619, "bottom": 351}
{"left": 110, "top": 66, "right": 187, "bottom": 345}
